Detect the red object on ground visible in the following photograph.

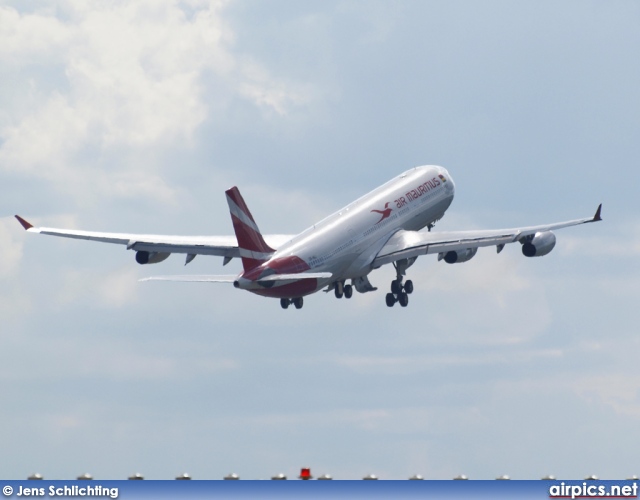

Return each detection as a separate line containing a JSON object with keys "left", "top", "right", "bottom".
{"left": 299, "top": 468, "right": 312, "bottom": 480}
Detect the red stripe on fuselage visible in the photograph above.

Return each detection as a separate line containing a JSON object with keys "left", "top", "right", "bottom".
{"left": 268, "top": 255, "right": 311, "bottom": 273}
{"left": 251, "top": 279, "right": 318, "bottom": 298}
{"left": 241, "top": 255, "right": 317, "bottom": 297}
{"left": 242, "top": 255, "right": 310, "bottom": 280}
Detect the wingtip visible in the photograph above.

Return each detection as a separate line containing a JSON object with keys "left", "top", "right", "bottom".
{"left": 593, "top": 203, "right": 602, "bottom": 222}
{"left": 15, "top": 215, "right": 33, "bottom": 230}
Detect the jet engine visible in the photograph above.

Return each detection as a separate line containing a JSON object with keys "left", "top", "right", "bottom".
{"left": 135, "top": 251, "right": 171, "bottom": 265}
{"left": 440, "top": 247, "right": 478, "bottom": 264}
{"left": 521, "top": 231, "right": 556, "bottom": 257}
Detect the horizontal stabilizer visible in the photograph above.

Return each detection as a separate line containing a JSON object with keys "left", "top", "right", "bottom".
{"left": 257, "top": 272, "right": 332, "bottom": 282}
{"left": 140, "top": 275, "right": 237, "bottom": 283}
{"left": 140, "top": 271, "right": 332, "bottom": 284}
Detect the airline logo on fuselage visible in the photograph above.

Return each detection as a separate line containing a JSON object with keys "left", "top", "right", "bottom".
{"left": 371, "top": 202, "right": 393, "bottom": 224}
{"left": 395, "top": 177, "right": 441, "bottom": 208}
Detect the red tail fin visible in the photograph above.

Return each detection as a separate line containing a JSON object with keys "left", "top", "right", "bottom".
{"left": 225, "top": 187, "right": 275, "bottom": 271}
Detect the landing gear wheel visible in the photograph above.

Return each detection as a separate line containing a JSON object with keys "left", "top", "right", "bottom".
{"left": 404, "top": 280, "right": 414, "bottom": 294}
{"left": 344, "top": 284, "right": 353, "bottom": 299}
{"left": 280, "top": 298, "right": 290, "bottom": 309}
{"left": 398, "top": 292, "right": 409, "bottom": 307}
{"left": 293, "top": 297, "right": 304, "bottom": 309}
{"left": 391, "top": 279, "right": 402, "bottom": 295}
{"left": 385, "top": 293, "right": 396, "bottom": 307}
{"left": 334, "top": 285, "right": 344, "bottom": 299}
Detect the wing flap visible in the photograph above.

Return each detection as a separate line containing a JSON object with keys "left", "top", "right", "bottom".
{"left": 131, "top": 242, "right": 240, "bottom": 258}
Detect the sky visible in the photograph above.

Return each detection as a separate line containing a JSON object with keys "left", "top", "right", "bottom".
{"left": 1, "top": 0, "right": 639, "bottom": 480}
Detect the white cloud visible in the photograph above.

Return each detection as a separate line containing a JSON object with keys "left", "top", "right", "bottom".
{"left": 100, "top": 170, "right": 181, "bottom": 206}
{"left": 228, "top": 407, "right": 433, "bottom": 434}
{"left": 0, "top": 217, "right": 33, "bottom": 322}
{"left": 72, "top": 348, "right": 237, "bottom": 381}
{"left": 0, "top": 332, "right": 239, "bottom": 382}
{"left": 238, "top": 60, "right": 311, "bottom": 116}
{"left": 572, "top": 374, "right": 640, "bottom": 418}
{"left": 0, "top": 5, "right": 71, "bottom": 64}
{"left": 242, "top": 182, "right": 335, "bottom": 233}
{"left": 0, "top": 216, "right": 24, "bottom": 277}
{"left": 335, "top": 348, "right": 564, "bottom": 375}
{"left": 559, "top": 225, "right": 640, "bottom": 258}
{"left": 51, "top": 265, "right": 144, "bottom": 310}
{"left": 0, "top": 0, "right": 311, "bottom": 204}
{"left": 97, "top": 267, "right": 141, "bottom": 308}
{"left": 404, "top": 250, "right": 552, "bottom": 345}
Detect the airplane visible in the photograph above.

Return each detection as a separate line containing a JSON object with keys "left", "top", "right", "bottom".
{"left": 15, "top": 165, "right": 602, "bottom": 310}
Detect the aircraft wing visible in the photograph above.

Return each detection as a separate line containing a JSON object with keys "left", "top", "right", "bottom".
{"left": 372, "top": 204, "right": 602, "bottom": 267}
{"left": 14, "top": 215, "right": 293, "bottom": 259}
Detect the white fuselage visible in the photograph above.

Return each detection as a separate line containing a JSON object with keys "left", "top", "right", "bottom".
{"left": 242, "top": 165, "right": 455, "bottom": 297}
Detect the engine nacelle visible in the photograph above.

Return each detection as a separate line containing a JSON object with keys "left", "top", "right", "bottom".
{"left": 441, "top": 247, "right": 478, "bottom": 264}
{"left": 521, "top": 231, "right": 556, "bottom": 257}
{"left": 135, "top": 251, "right": 171, "bottom": 265}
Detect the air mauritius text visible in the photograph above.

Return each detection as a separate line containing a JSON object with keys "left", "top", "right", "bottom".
{"left": 16, "top": 485, "right": 118, "bottom": 499}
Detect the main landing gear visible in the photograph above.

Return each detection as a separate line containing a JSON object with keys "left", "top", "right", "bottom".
{"left": 333, "top": 281, "right": 353, "bottom": 299}
{"left": 386, "top": 277, "right": 413, "bottom": 307}
{"left": 280, "top": 297, "right": 304, "bottom": 310}
{"left": 385, "top": 259, "right": 415, "bottom": 308}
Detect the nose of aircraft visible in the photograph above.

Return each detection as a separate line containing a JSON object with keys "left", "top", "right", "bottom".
{"left": 438, "top": 166, "right": 456, "bottom": 195}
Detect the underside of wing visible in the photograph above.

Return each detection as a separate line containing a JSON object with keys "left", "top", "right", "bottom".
{"left": 373, "top": 204, "right": 602, "bottom": 267}
{"left": 373, "top": 229, "right": 515, "bottom": 267}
